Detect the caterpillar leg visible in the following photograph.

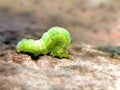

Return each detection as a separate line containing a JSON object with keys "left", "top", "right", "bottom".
{"left": 50, "top": 47, "right": 68, "bottom": 58}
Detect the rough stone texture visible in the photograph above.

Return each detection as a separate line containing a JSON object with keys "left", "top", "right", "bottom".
{"left": 0, "top": 0, "right": 120, "bottom": 90}
{"left": 0, "top": 45, "right": 120, "bottom": 90}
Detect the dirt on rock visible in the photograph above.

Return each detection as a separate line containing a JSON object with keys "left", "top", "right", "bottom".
{"left": 0, "top": 0, "right": 120, "bottom": 90}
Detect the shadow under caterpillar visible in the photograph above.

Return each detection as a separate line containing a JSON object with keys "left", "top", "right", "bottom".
{"left": 16, "top": 26, "right": 71, "bottom": 58}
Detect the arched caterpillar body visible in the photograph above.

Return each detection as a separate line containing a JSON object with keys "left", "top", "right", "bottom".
{"left": 16, "top": 26, "right": 71, "bottom": 58}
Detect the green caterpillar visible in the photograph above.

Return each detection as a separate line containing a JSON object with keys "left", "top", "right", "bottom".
{"left": 16, "top": 26, "right": 71, "bottom": 58}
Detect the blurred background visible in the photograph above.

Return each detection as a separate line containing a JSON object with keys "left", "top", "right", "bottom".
{"left": 0, "top": 0, "right": 120, "bottom": 46}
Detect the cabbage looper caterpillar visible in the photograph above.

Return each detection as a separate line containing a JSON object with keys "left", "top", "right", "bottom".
{"left": 16, "top": 26, "right": 71, "bottom": 58}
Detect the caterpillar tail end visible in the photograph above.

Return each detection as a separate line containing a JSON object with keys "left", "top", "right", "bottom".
{"left": 16, "top": 39, "right": 32, "bottom": 53}
{"left": 16, "top": 40, "right": 23, "bottom": 53}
